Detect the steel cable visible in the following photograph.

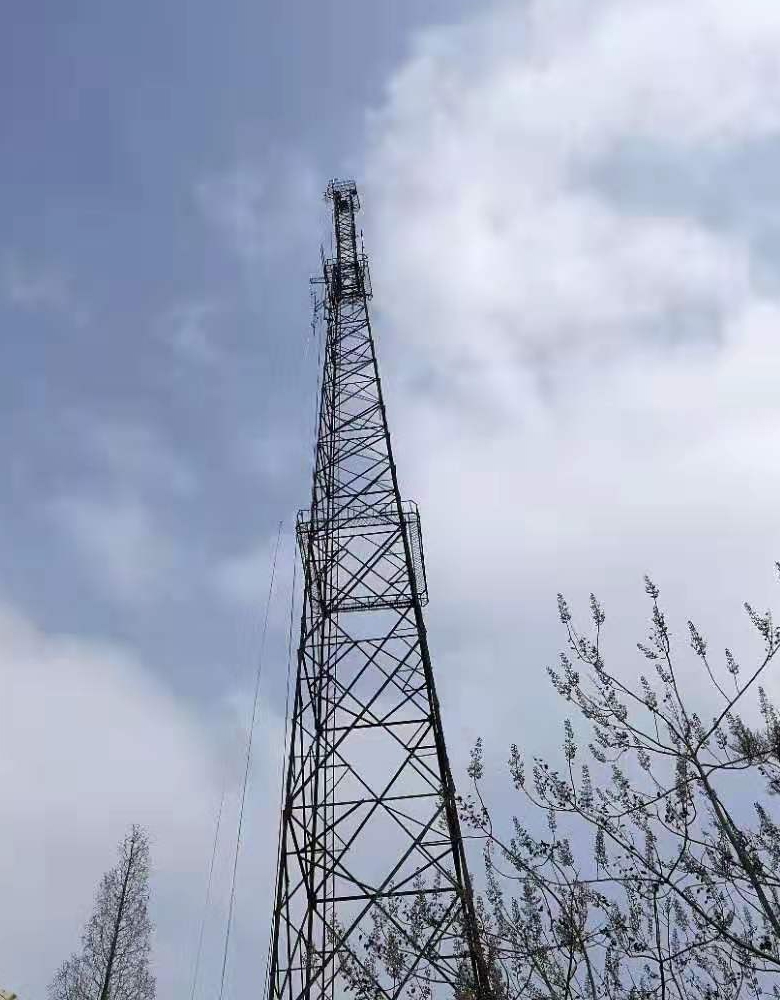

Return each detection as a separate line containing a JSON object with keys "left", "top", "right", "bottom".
{"left": 262, "top": 545, "right": 298, "bottom": 1000}
{"left": 217, "top": 520, "right": 284, "bottom": 1000}
{"left": 188, "top": 789, "right": 225, "bottom": 1000}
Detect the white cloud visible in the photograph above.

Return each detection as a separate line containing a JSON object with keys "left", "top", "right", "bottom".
{"left": 161, "top": 298, "right": 224, "bottom": 367}
{"left": 195, "top": 158, "right": 323, "bottom": 265}
{"left": 1, "top": 252, "right": 87, "bottom": 324}
{"left": 363, "top": 0, "right": 780, "bottom": 756}
{"left": 50, "top": 495, "right": 178, "bottom": 603}
{"left": 0, "top": 602, "right": 284, "bottom": 999}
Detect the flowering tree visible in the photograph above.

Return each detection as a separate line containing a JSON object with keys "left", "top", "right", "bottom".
{"left": 461, "top": 566, "right": 780, "bottom": 999}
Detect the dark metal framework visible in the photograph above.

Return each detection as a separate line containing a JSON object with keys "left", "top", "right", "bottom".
{"left": 268, "top": 180, "right": 490, "bottom": 1000}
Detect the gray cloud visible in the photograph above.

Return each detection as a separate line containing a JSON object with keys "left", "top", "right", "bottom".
{"left": 49, "top": 495, "right": 179, "bottom": 604}
{"left": 5, "top": 0, "right": 780, "bottom": 994}
{"left": 1, "top": 252, "right": 87, "bottom": 325}
{"left": 195, "top": 158, "right": 323, "bottom": 268}
{"left": 161, "top": 300, "right": 225, "bottom": 368}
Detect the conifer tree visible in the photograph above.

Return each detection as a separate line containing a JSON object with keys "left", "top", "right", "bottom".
{"left": 50, "top": 825, "right": 155, "bottom": 1000}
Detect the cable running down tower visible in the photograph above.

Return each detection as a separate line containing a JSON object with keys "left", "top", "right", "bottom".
{"left": 268, "top": 180, "right": 491, "bottom": 1000}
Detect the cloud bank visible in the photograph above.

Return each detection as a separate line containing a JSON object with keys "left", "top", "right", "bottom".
{"left": 364, "top": 0, "right": 780, "bottom": 764}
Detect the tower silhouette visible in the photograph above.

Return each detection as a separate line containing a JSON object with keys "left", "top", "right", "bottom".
{"left": 268, "top": 181, "right": 490, "bottom": 1000}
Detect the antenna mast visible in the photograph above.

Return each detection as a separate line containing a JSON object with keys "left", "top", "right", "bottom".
{"left": 268, "top": 180, "right": 492, "bottom": 1000}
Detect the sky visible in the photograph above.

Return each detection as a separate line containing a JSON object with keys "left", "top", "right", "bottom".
{"left": 2, "top": 0, "right": 780, "bottom": 996}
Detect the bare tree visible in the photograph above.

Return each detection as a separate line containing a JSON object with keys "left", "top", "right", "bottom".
{"left": 50, "top": 825, "right": 156, "bottom": 1000}
{"left": 459, "top": 565, "right": 780, "bottom": 999}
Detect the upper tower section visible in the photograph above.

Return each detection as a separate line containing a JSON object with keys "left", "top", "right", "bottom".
{"left": 322, "top": 178, "right": 372, "bottom": 303}
{"left": 326, "top": 177, "right": 360, "bottom": 210}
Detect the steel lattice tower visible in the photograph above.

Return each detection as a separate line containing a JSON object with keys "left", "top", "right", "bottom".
{"left": 268, "top": 181, "right": 491, "bottom": 1000}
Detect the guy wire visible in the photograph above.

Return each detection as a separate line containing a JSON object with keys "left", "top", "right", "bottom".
{"left": 218, "top": 520, "right": 284, "bottom": 1000}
